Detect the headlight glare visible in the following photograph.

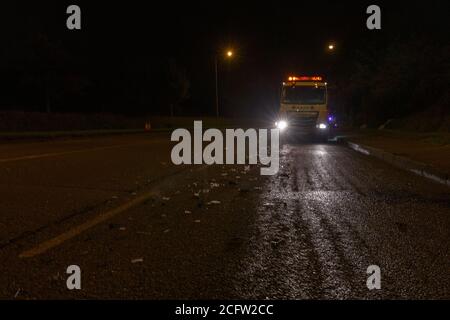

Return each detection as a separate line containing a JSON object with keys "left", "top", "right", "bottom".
{"left": 277, "top": 120, "right": 288, "bottom": 130}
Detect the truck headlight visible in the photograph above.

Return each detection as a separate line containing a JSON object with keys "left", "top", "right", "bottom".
{"left": 276, "top": 120, "right": 288, "bottom": 130}
{"left": 318, "top": 123, "right": 327, "bottom": 129}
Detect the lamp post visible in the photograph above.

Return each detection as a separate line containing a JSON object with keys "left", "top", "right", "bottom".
{"left": 214, "top": 55, "right": 219, "bottom": 118}
{"left": 325, "top": 42, "right": 337, "bottom": 81}
{"left": 214, "top": 50, "right": 233, "bottom": 118}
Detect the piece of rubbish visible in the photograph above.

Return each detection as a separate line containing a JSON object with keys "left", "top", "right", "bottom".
{"left": 207, "top": 200, "right": 221, "bottom": 205}
{"left": 131, "top": 258, "right": 144, "bottom": 264}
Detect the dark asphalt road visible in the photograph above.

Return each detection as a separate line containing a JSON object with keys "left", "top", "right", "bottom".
{"left": 0, "top": 133, "right": 448, "bottom": 299}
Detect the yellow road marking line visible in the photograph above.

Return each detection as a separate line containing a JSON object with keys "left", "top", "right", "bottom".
{"left": 19, "top": 190, "right": 157, "bottom": 258}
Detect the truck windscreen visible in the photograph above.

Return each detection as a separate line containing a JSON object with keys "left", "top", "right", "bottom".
{"left": 282, "top": 86, "right": 326, "bottom": 104}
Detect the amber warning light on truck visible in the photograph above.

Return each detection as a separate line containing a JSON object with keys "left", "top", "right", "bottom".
{"left": 288, "top": 76, "right": 323, "bottom": 82}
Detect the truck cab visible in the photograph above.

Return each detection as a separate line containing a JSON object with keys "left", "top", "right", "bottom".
{"left": 276, "top": 76, "right": 330, "bottom": 140}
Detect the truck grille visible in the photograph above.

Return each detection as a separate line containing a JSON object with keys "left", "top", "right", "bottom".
{"left": 288, "top": 112, "right": 318, "bottom": 128}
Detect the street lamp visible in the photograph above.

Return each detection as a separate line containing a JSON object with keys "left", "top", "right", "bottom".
{"left": 328, "top": 44, "right": 335, "bottom": 51}
{"left": 215, "top": 50, "right": 233, "bottom": 118}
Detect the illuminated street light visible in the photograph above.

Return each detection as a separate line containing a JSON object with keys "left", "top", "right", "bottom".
{"left": 215, "top": 49, "right": 235, "bottom": 118}
{"left": 328, "top": 44, "right": 335, "bottom": 50}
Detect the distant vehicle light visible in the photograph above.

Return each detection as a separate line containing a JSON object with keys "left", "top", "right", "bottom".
{"left": 318, "top": 123, "right": 327, "bottom": 130}
{"left": 277, "top": 121, "right": 288, "bottom": 130}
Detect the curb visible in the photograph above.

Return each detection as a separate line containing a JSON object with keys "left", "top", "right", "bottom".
{"left": 338, "top": 137, "right": 450, "bottom": 187}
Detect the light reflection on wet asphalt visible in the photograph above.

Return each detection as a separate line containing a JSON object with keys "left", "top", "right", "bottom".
{"left": 235, "top": 142, "right": 450, "bottom": 299}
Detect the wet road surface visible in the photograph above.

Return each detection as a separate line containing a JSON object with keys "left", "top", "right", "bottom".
{"left": 0, "top": 134, "right": 448, "bottom": 299}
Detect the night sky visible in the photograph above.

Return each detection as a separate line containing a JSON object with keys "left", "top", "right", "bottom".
{"left": 1, "top": 1, "right": 448, "bottom": 118}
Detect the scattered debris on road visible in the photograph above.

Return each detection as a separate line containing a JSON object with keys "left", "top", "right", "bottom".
{"left": 210, "top": 182, "right": 220, "bottom": 188}
{"left": 131, "top": 258, "right": 144, "bottom": 264}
